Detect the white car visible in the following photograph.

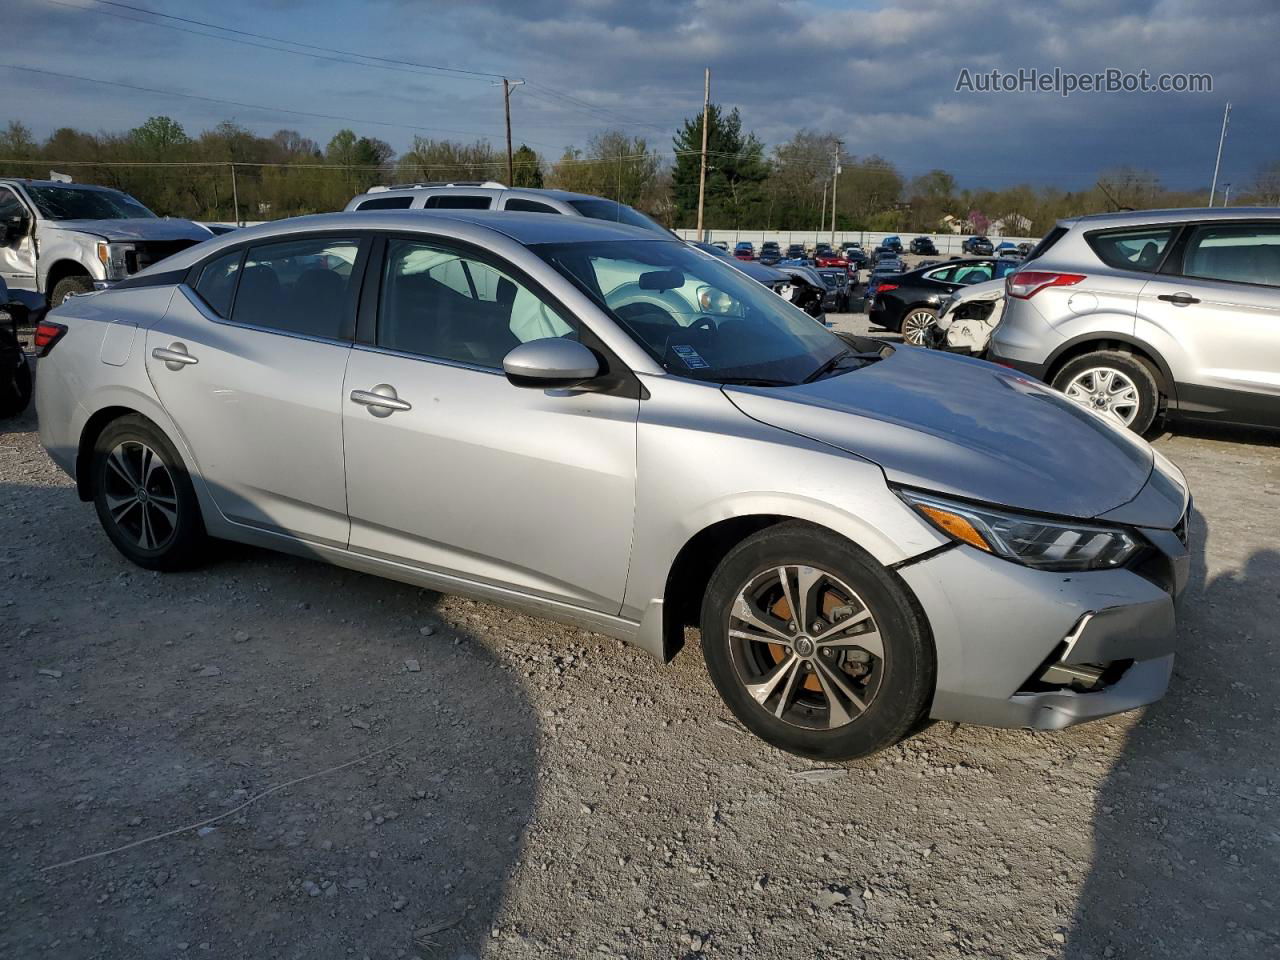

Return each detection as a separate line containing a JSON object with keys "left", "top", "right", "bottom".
{"left": 932, "top": 276, "right": 1006, "bottom": 355}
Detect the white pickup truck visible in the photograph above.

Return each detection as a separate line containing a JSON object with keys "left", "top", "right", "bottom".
{"left": 0, "top": 178, "right": 212, "bottom": 307}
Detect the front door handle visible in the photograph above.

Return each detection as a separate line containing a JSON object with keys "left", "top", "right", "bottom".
{"left": 152, "top": 343, "right": 198, "bottom": 369}
{"left": 1157, "top": 292, "right": 1200, "bottom": 306}
{"left": 350, "top": 384, "right": 412, "bottom": 417}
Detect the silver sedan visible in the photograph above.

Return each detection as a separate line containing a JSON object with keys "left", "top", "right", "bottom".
{"left": 35, "top": 210, "right": 1190, "bottom": 760}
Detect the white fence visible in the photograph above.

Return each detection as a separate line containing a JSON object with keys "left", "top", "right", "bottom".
{"left": 675, "top": 229, "right": 1040, "bottom": 257}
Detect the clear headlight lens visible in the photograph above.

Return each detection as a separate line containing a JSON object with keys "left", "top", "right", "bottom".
{"left": 899, "top": 490, "right": 1143, "bottom": 571}
{"left": 96, "top": 241, "right": 135, "bottom": 280}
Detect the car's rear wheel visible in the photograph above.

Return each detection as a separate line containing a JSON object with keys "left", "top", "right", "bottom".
{"left": 900, "top": 307, "right": 938, "bottom": 346}
{"left": 700, "top": 522, "right": 934, "bottom": 761}
{"left": 1052, "top": 350, "right": 1159, "bottom": 435}
{"left": 92, "top": 415, "right": 207, "bottom": 570}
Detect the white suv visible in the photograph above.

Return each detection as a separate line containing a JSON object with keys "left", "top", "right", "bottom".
{"left": 989, "top": 207, "right": 1280, "bottom": 433}
{"left": 346, "top": 182, "right": 670, "bottom": 235}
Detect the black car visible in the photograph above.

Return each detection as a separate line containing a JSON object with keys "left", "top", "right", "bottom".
{"left": 862, "top": 259, "right": 906, "bottom": 305}
{"left": 876, "top": 235, "right": 904, "bottom": 254}
{"left": 868, "top": 257, "right": 1019, "bottom": 345}
{"left": 962, "top": 235, "right": 994, "bottom": 255}
{"left": 840, "top": 242, "right": 869, "bottom": 269}
{"left": 815, "top": 267, "right": 852, "bottom": 312}
{"left": 784, "top": 243, "right": 806, "bottom": 260}
{"left": 758, "top": 241, "right": 782, "bottom": 265}
{"left": 0, "top": 279, "right": 40, "bottom": 418}
{"left": 909, "top": 236, "right": 938, "bottom": 255}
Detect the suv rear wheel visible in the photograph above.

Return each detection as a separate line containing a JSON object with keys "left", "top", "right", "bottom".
{"left": 700, "top": 522, "right": 934, "bottom": 761}
{"left": 1052, "top": 350, "right": 1159, "bottom": 435}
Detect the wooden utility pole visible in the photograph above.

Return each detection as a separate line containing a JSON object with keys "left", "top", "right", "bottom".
{"left": 830, "top": 139, "right": 843, "bottom": 247}
{"left": 696, "top": 68, "right": 710, "bottom": 239}
{"left": 229, "top": 162, "right": 240, "bottom": 226}
{"left": 502, "top": 78, "right": 524, "bottom": 185}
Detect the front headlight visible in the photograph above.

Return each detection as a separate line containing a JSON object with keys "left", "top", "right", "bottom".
{"left": 899, "top": 489, "right": 1143, "bottom": 571}
{"left": 96, "top": 241, "right": 135, "bottom": 280}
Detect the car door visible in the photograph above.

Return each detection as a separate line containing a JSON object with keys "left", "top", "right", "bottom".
{"left": 0, "top": 186, "right": 37, "bottom": 292}
{"left": 145, "top": 232, "right": 368, "bottom": 546}
{"left": 1138, "top": 220, "right": 1280, "bottom": 421}
{"left": 341, "top": 234, "right": 639, "bottom": 614}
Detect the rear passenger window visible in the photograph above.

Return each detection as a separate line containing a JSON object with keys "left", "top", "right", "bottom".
{"left": 378, "top": 239, "right": 575, "bottom": 368}
{"left": 504, "top": 198, "right": 560, "bottom": 214}
{"left": 356, "top": 196, "right": 414, "bottom": 210}
{"left": 1181, "top": 224, "right": 1280, "bottom": 287}
{"left": 232, "top": 237, "right": 361, "bottom": 339}
{"left": 1087, "top": 227, "right": 1174, "bottom": 272}
{"left": 193, "top": 248, "right": 244, "bottom": 318}
{"left": 423, "top": 195, "right": 492, "bottom": 210}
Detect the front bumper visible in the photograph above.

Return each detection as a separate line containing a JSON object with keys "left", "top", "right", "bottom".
{"left": 899, "top": 540, "right": 1185, "bottom": 730}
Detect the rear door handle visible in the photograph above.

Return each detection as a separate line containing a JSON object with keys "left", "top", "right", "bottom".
{"left": 152, "top": 344, "right": 198, "bottom": 369}
{"left": 1157, "top": 293, "right": 1200, "bottom": 306}
{"left": 350, "top": 384, "right": 412, "bottom": 417}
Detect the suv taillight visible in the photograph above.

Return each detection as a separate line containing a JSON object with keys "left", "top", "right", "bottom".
{"left": 33, "top": 321, "right": 68, "bottom": 357}
{"left": 1006, "top": 271, "right": 1086, "bottom": 299}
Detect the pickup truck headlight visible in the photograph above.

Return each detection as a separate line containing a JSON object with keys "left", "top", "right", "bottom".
{"left": 899, "top": 489, "right": 1143, "bottom": 571}
{"left": 96, "top": 241, "right": 135, "bottom": 280}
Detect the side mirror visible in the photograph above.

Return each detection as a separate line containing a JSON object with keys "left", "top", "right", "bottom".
{"left": 502, "top": 338, "right": 600, "bottom": 390}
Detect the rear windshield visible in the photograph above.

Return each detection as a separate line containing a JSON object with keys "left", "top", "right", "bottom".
{"left": 1024, "top": 225, "right": 1067, "bottom": 262}
{"left": 1086, "top": 226, "right": 1175, "bottom": 272}
{"left": 566, "top": 198, "right": 668, "bottom": 235}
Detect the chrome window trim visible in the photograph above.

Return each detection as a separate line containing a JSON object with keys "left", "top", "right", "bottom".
{"left": 350, "top": 340, "right": 504, "bottom": 376}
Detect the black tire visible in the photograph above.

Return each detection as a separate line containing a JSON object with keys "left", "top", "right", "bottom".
{"left": 900, "top": 306, "right": 938, "bottom": 346}
{"left": 700, "top": 522, "right": 935, "bottom": 761}
{"left": 0, "top": 355, "right": 31, "bottom": 418}
{"left": 1051, "top": 350, "right": 1159, "bottom": 435}
{"left": 91, "top": 414, "right": 207, "bottom": 571}
{"left": 50, "top": 274, "right": 94, "bottom": 307}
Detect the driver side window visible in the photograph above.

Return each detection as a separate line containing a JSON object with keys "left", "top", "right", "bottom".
{"left": 377, "top": 239, "right": 576, "bottom": 369}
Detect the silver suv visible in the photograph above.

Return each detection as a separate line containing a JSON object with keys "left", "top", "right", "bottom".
{"left": 989, "top": 207, "right": 1280, "bottom": 433}
{"left": 346, "top": 181, "right": 670, "bottom": 235}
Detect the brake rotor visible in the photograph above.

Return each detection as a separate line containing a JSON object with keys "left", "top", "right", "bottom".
{"left": 765, "top": 589, "right": 847, "bottom": 692}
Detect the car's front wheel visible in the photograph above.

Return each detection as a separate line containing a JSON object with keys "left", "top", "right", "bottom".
{"left": 92, "top": 415, "right": 207, "bottom": 570}
{"left": 1052, "top": 350, "right": 1159, "bottom": 435}
{"left": 700, "top": 522, "right": 935, "bottom": 761}
{"left": 900, "top": 307, "right": 938, "bottom": 346}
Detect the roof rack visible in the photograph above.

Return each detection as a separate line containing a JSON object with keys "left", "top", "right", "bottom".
{"left": 365, "top": 181, "right": 507, "bottom": 193}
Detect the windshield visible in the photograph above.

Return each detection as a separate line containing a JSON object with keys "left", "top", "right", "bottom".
{"left": 25, "top": 185, "right": 156, "bottom": 221}
{"left": 565, "top": 198, "right": 668, "bottom": 236}
{"left": 535, "top": 239, "right": 847, "bottom": 385}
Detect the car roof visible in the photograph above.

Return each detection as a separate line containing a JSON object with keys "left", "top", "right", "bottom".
{"left": 1060, "top": 206, "right": 1280, "bottom": 229}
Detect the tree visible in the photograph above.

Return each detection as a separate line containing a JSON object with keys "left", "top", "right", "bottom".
{"left": 129, "top": 116, "right": 189, "bottom": 157}
{"left": 1251, "top": 160, "right": 1280, "bottom": 205}
{"left": 547, "top": 132, "right": 663, "bottom": 213}
{"left": 671, "top": 104, "right": 767, "bottom": 228}
{"left": 511, "top": 144, "right": 543, "bottom": 188}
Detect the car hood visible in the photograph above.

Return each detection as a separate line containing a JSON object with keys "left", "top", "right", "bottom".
{"left": 724, "top": 346, "right": 1159, "bottom": 521}
{"left": 43, "top": 218, "right": 211, "bottom": 242}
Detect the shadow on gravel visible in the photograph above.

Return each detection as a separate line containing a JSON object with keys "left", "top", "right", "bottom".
{"left": 1068, "top": 509, "right": 1280, "bottom": 958}
{"left": 0, "top": 480, "right": 538, "bottom": 960}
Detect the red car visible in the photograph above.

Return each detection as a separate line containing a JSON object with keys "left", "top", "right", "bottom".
{"left": 814, "top": 251, "right": 851, "bottom": 270}
{"left": 732, "top": 241, "right": 755, "bottom": 261}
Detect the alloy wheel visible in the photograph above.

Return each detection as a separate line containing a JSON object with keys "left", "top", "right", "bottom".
{"left": 727, "top": 565, "right": 885, "bottom": 731}
{"left": 1062, "top": 367, "right": 1140, "bottom": 426}
{"left": 101, "top": 441, "right": 180, "bottom": 551}
{"left": 901, "top": 310, "right": 936, "bottom": 346}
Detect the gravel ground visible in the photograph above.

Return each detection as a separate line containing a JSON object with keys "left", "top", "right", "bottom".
{"left": 2, "top": 346, "right": 1278, "bottom": 960}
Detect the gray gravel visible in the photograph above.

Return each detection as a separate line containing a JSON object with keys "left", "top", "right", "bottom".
{"left": 2, "top": 352, "right": 1278, "bottom": 959}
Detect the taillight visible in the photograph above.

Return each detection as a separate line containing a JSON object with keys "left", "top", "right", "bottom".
{"left": 878, "top": 283, "right": 899, "bottom": 293}
{"left": 1006, "top": 271, "right": 1086, "bottom": 299}
{"left": 33, "top": 321, "right": 68, "bottom": 357}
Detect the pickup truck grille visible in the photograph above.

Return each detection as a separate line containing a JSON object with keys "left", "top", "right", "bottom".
{"left": 125, "top": 240, "right": 200, "bottom": 275}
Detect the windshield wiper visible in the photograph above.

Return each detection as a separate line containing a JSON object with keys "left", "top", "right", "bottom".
{"left": 717, "top": 377, "right": 793, "bottom": 387}
{"left": 803, "top": 349, "right": 882, "bottom": 384}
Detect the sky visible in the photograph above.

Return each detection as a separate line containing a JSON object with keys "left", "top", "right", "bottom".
{"left": 5, "top": 0, "right": 1279, "bottom": 192}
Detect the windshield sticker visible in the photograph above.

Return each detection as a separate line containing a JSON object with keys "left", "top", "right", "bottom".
{"left": 670, "top": 344, "right": 710, "bottom": 369}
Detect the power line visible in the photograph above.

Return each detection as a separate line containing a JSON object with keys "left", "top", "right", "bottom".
{"left": 1, "top": 63, "right": 512, "bottom": 140}
{"left": 87, "top": 0, "right": 510, "bottom": 81}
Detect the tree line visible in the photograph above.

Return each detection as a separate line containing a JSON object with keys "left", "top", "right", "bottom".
{"left": 2, "top": 111, "right": 1276, "bottom": 235}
